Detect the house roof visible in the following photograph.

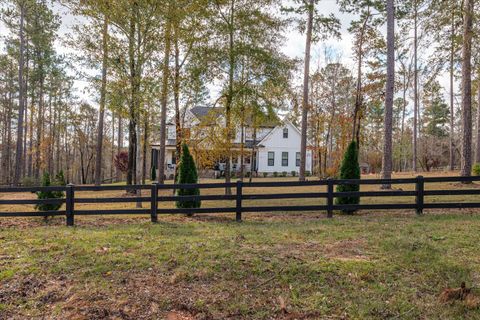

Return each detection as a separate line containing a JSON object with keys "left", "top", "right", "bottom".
{"left": 152, "top": 138, "right": 263, "bottom": 150}
{"left": 151, "top": 140, "right": 176, "bottom": 147}
{"left": 190, "top": 106, "right": 222, "bottom": 120}
{"left": 189, "top": 106, "right": 279, "bottom": 128}
{"left": 256, "top": 119, "right": 313, "bottom": 148}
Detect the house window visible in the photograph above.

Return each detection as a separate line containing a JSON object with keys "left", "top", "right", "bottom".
{"left": 282, "top": 152, "right": 288, "bottom": 167}
{"left": 283, "top": 128, "right": 288, "bottom": 139}
{"left": 268, "top": 152, "right": 275, "bottom": 166}
{"left": 296, "top": 152, "right": 301, "bottom": 167}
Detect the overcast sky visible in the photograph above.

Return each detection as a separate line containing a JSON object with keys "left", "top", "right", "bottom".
{"left": 3, "top": 1, "right": 454, "bottom": 115}
{"left": 1, "top": 1, "right": 360, "bottom": 105}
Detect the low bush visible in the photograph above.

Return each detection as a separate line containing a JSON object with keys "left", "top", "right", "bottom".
{"left": 473, "top": 163, "right": 480, "bottom": 176}
{"left": 35, "top": 171, "right": 66, "bottom": 220}
{"left": 22, "top": 176, "right": 39, "bottom": 187}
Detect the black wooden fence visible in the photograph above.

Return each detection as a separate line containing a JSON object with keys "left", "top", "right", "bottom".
{"left": 1, "top": 175, "right": 480, "bottom": 226}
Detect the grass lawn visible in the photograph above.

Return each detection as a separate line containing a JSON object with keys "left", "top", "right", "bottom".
{"left": 1, "top": 172, "right": 480, "bottom": 319}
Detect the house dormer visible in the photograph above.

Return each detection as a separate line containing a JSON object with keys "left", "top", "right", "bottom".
{"left": 166, "top": 123, "right": 176, "bottom": 140}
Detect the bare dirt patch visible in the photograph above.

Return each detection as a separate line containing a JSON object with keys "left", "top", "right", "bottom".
{"left": 56, "top": 270, "right": 227, "bottom": 319}
{"left": 0, "top": 275, "right": 74, "bottom": 319}
{"left": 323, "top": 239, "right": 369, "bottom": 261}
{"left": 240, "top": 237, "right": 369, "bottom": 263}
{"left": 166, "top": 311, "right": 196, "bottom": 320}
{"left": 1, "top": 267, "right": 320, "bottom": 319}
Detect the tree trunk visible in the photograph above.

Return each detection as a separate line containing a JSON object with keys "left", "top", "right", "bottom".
{"left": 249, "top": 127, "right": 257, "bottom": 183}
{"left": 136, "top": 122, "right": 142, "bottom": 207}
{"left": 95, "top": 16, "right": 109, "bottom": 186}
{"left": 449, "top": 9, "right": 456, "bottom": 171}
{"left": 460, "top": 0, "right": 473, "bottom": 178}
{"left": 7, "top": 95, "right": 12, "bottom": 183}
{"left": 299, "top": 0, "right": 314, "bottom": 181}
{"left": 224, "top": 0, "right": 236, "bottom": 195}
{"left": 142, "top": 118, "right": 148, "bottom": 184}
{"left": 381, "top": 0, "right": 395, "bottom": 188}
{"left": 352, "top": 9, "right": 369, "bottom": 146}
{"left": 116, "top": 116, "right": 123, "bottom": 182}
{"left": 240, "top": 124, "right": 245, "bottom": 181}
{"left": 35, "top": 60, "right": 45, "bottom": 179}
{"left": 127, "top": 7, "right": 138, "bottom": 187}
{"left": 47, "top": 92, "right": 53, "bottom": 174}
{"left": 475, "top": 83, "right": 480, "bottom": 164}
{"left": 80, "top": 147, "right": 86, "bottom": 185}
{"left": 158, "top": 17, "right": 172, "bottom": 185}
{"left": 28, "top": 84, "right": 34, "bottom": 178}
{"left": 65, "top": 129, "right": 70, "bottom": 182}
{"left": 127, "top": 117, "right": 137, "bottom": 186}
{"left": 110, "top": 113, "right": 115, "bottom": 181}
{"left": 1, "top": 73, "right": 13, "bottom": 184}
{"left": 174, "top": 27, "right": 182, "bottom": 181}
{"left": 55, "top": 106, "right": 61, "bottom": 173}
{"left": 13, "top": 2, "right": 26, "bottom": 185}
{"left": 400, "top": 71, "right": 407, "bottom": 172}
{"left": 412, "top": 0, "right": 418, "bottom": 172}
{"left": 23, "top": 34, "right": 29, "bottom": 177}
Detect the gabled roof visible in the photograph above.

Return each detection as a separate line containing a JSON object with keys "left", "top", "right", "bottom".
{"left": 190, "top": 106, "right": 221, "bottom": 120}
{"left": 153, "top": 138, "right": 264, "bottom": 149}
{"left": 256, "top": 119, "right": 313, "bottom": 147}
{"left": 189, "top": 106, "right": 279, "bottom": 128}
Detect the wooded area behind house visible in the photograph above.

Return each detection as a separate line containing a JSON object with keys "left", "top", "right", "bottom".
{"left": 0, "top": 0, "right": 479, "bottom": 186}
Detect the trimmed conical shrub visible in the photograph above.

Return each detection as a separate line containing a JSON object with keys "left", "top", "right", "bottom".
{"left": 336, "top": 141, "right": 360, "bottom": 214}
{"left": 176, "top": 144, "right": 201, "bottom": 211}
{"left": 35, "top": 172, "right": 65, "bottom": 212}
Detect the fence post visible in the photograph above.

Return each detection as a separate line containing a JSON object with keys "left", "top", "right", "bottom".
{"left": 236, "top": 180, "right": 242, "bottom": 222}
{"left": 151, "top": 183, "right": 158, "bottom": 223}
{"left": 66, "top": 184, "right": 75, "bottom": 226}
{"left": 327, "top": 179, "right": 334, "bottom": 218}
{"left": 416, "top": 175, "right": 424, "bottom": 215}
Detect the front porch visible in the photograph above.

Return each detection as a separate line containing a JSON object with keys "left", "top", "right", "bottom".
{"left": 151, "top": 145, "right": 258, "bottom": 179}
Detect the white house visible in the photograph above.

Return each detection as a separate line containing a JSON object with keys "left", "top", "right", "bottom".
{"left": 255, "top": 121, "right": 312, "bottom": 174}
{"left": 151, "top": 106, "right": 313, "bottom": 177}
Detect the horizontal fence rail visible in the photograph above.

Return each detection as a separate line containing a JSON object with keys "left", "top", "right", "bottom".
{"left": 1, "top": 176, "right": 480, "bottom": 225}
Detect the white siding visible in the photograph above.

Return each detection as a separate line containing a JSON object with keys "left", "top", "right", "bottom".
{"left": 257, "top": 122, "right": 312, "bottom": 173}
{"left": 167, "top": 124, "right": 176, "bottom": 140}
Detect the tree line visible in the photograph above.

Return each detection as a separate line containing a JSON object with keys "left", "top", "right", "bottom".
{"left": 0, "top": 0, "right": 479, "bottom": 187}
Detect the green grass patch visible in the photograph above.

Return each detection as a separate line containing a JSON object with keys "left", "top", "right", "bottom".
{"left": 1, "top": 212, "right": 479, "bottom": 318}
